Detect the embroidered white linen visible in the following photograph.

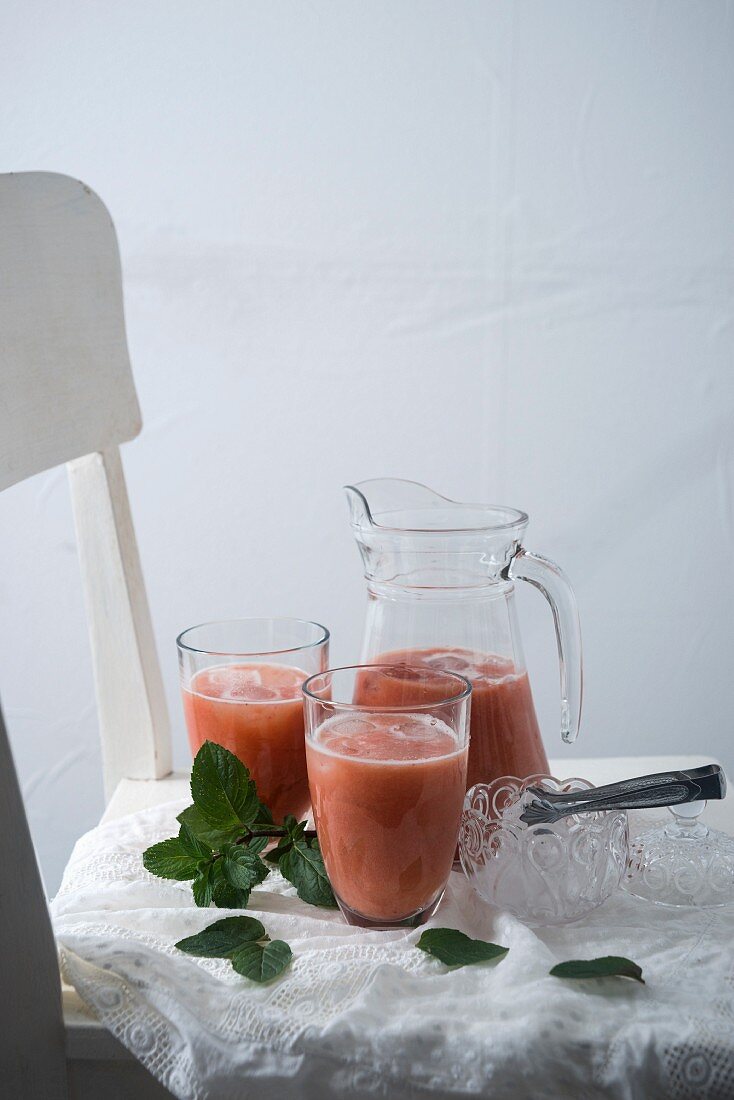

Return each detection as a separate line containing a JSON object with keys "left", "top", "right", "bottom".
{"left": 52, "top": 800, "right": 734, "bottom": 1100}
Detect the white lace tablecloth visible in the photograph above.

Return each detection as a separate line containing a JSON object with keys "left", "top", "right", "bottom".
{"left": 52, "top": 799, "right": 734, "bottom": 1100}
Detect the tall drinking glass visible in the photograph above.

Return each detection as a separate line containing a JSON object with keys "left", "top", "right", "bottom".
{"left": 178, "top": 619, "right": 329, "bottom": 823}
{"left": 303, "top": 664, "right": 471, "bottom": 929}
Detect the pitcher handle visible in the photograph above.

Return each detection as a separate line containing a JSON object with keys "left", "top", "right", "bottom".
{"left": 505, "top": 548, "right": 583, "bottom": 744}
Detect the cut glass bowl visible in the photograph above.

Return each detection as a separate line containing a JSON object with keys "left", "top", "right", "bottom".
{"left": 459, "top": 774, "right": 628, "bottom": 927}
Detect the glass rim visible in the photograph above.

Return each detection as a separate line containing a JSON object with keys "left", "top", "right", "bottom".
{"left": 346, "top": 480, "right": 529, "bottom": 535}
{"left": 302, "top": 663, "right": 472, "bottom": 712}
{"left": 176, "top": 618, "right": 330, "bottom": 658}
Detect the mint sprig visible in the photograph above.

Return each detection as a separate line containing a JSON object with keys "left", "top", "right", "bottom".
{"left": 175, "top": 915, "right": 292, "bottom": 983}
{"left": 143, "top": 741, "right": 335, "bottom": 910}
{"left": 142, "top": 741, "right": 337, "bottom": 981}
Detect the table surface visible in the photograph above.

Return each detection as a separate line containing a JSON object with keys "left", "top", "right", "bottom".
{"left": 102, "top": 753, "right": 734, "bottom": 830}
{"left": 65, "top": 753, "right": 733, "bottom": 1056}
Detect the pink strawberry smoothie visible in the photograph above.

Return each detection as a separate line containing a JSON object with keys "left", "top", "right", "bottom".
{"left": 182, "top": 663, "right": 310, "bottom": 823}
{"left": 306, "top": 712, "right": 468, "bottom": 921}
{"left": 358, "top": 647, "right": 548, "bottom": 789}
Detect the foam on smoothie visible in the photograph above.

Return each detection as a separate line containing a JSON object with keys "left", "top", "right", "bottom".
{"left": 188, "top": 663, "right": 307, "bottom": 703}
{"left": 312, "top": 711, "right": 462, "bottom": 764}
{"left": 421, "top": 648, "right": 518, "bottom": 685}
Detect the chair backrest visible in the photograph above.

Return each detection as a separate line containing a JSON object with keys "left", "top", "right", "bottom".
{"left": 0, "top": 172, "right": 141, "bottom": 489}
{"left": 0, "top": 172, "right": 171, "bottom": 796}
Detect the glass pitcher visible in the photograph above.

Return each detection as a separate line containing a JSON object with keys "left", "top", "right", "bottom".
{"left": 345, "top": 478, "right": 582, "bottom": 789}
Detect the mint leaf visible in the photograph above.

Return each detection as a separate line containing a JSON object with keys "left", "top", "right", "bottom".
{"left": 177, "top": 804, "right": 244, "bottom": 850}
{"left": 222, "top": 845, "right": 270, "bottom": 892}
{"left": 255, "top": 801, "right": 275, "bottom": 826}
{"left": 550, "top": 957, "right": 645, "bottom": 984}
{"left": 175, "top": 916, "right": 267, "bottom": 957}
{"left": 264, "top": 835, "right": 291, "bottom": 864}
{"left": 175, "top": 917, "right": 291, "bottom": 984}
{"left": 247, "top": 834, "right": 270, "bottom": 855}
{"left": 192, "top": 863, "right": 214, "bottom": 907}
{"left": 179, "top": 821, "right": 213, "bottom": 860}
{"left": 417, "top": 928, "right": 509, "bottom": 968}
{"left": 265, "top": 817, "right": 306, "bottom": 860}
{"left": 279, "top": 835, "right": 337, "bottom": 908}
{"left": 190, "top": 741, "right": 260, "bottom": 830}
{"left": 283, "top": 815, "right": 306, "bottom": 839}
{"left": 143, "top": 837, "right": 199, "bottom": 881}
{"left": 231, "top": 939, "right": 292, "bottom": 983}
{"left": 210, "top": 859, "right": 251, "bottom": 908}
{"left": 264, "top": 816, "right": 306, "bottom": 864}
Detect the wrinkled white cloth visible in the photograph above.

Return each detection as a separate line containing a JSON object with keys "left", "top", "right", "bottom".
{"left": 52, "top": 800, "right": 734, "bottom": 1100}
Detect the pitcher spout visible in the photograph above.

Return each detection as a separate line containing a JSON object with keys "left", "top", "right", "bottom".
{"left": 345, "top": 478, "right": 527, "bottom": 534}
{"left": 344, "top": 478, "right": 529, "bottom": 588}
{"left": 344, "top": 483, "right": 374, "bottom": 531}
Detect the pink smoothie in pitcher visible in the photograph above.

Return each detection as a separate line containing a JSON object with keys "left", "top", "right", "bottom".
{"left": 359, "top": 647, "right": 548, "bottom": 788}
{"left": 182, "top": 663, "right": 310, "bottom": 823}
{"left": 306, "top": 712, "right": 467, "bottom": 921}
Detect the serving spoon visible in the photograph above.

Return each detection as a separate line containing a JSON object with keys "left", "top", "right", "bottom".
{"left": 518, "top": 764, "right": 726, "bottom": 825}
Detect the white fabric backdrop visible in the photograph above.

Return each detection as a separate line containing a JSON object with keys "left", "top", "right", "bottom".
{"left": 1, "top": 0, "right": 733, "bottom": 891}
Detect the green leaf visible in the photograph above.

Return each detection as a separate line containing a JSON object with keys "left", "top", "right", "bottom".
{"left": 177, "top": 804, "right": 244, "bottom": 850}
{"left": 230, "top": 939, "right": 292, "bottom": 983}
{"left": 416, "top": 928, "right": 509, "bottom": 969}
{"left": 190, "top": 741, "right": 260, "bottom": 830}
{"left": 264, "top": 816, "right": 306, "bottom": 864}
{"left": 179, "top": 821, "right": 213, "bottom": 860}
{"left": 284, "top": 815, "right": 307, "bottom": 840}
{"left": 255, "top": 801, "right": 274, "bottom": 826}
{"left": 549, "top": 957, "right": 645, "bottom": 984}
{"left": 175, "top": 915, "right": 267, "bottom": 957}
{"left": 143, "top": 837, "right": 199, "bottom": 881}
{"left": 211, "top": 859, "right": 251, "bottom": 909}
{"left": 279, "top": 835, "right": 337, "bottom": 908}
{"left": 192, "top": 863, "right": 214, "bottom": 907}
{"left": 264, "top": 835, "right": 292, "bottom": 864}
{"left": 247, "top": 834, "right": 270, "bottom": 856}
{"left": 222, "top": 845, "right": 270, "bottom": 891}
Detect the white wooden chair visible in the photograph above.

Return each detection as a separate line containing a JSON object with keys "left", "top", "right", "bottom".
{"left": 0, "top": 171, "right": 187, "bottom": 1098}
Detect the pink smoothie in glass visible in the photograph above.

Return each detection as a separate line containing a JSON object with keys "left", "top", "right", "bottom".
{"left": 359, "top": 647, "right": 548, "bottom": 788}
{"left": 306, "top": 712, "right": 468, "bottom": 921}
{"left": 182, "top": 663, "right": 310, "bottom": 823}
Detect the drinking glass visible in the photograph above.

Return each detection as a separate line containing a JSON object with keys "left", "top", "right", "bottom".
{"left": 303, "top": 664, "right": 471, "bottom": 929}
{"left": 178, "top": 619, "right": 329, "bottom": 823}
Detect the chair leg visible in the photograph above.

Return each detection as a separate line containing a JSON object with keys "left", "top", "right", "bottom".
{"left": 67, "top": 447, "right": 172, "bottom": 799}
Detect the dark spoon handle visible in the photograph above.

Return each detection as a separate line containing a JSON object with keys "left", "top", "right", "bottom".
{"left": 519, "top": 765, "right": 726, "bottom": 824}
{"left": 530, "top": 765, "right": 726, "bottom": 808}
